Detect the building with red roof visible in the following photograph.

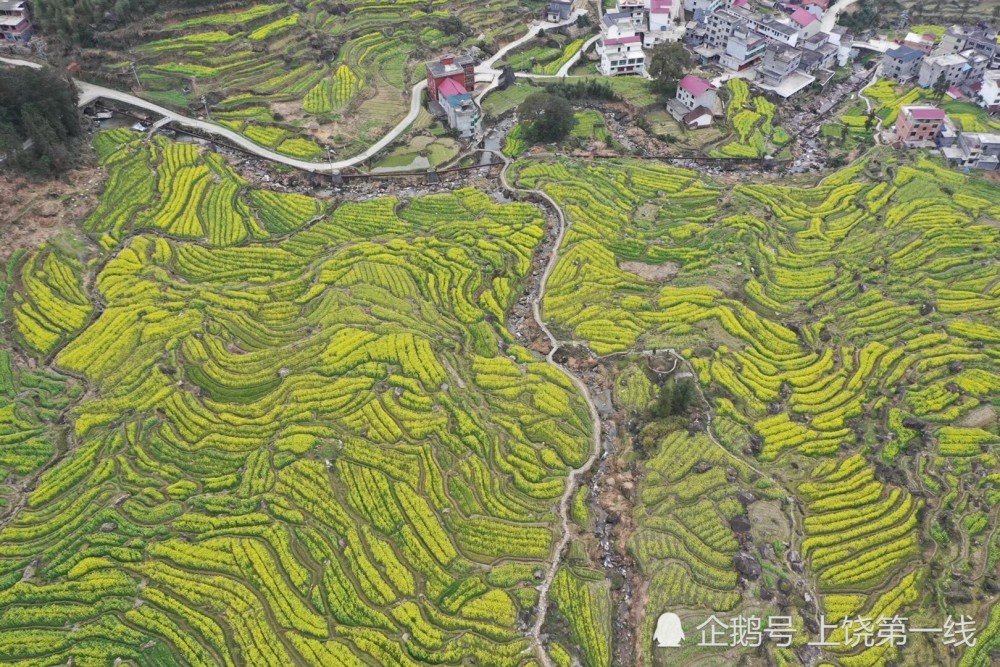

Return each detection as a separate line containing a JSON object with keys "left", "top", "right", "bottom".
{"left": 425, "top": 54, "right": 476, "bottom": 103}
{"left": 894, "top": 105, "right": 947, "bottom": 147}
{"left": 598, "top": 26, "right": 647, "bottom": 75}
{"left": 676, "top": 74, "right": 718, "bottom": 110}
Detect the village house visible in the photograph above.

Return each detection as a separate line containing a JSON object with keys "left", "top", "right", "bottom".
{"left": 684, "top": 0, "right": 723, "bottom": 22}
{"left": 426, "top": 54, "right": 475, "bottom": 103}
{"left": 893, "top": 105, "right": 947, "bottom": 147}
{"left": 436, "top": 79, "right": 479, "bottom": 138}
{"left": 941, "top": 132, "right": 1000, "bottom": 171}
{"left": 602, "top": 10, "right": 639, "bottom": 35}
{"left": 0, "top": 0, "right": 31, "bottom": 43}
{"left": 788, "top": 8, "right": 820, "bottom": 40}
{"left": 425, "top": 55, "right": 480, "bottom": 138}
{"left": 759, "top": 42, "right": 803, "bottom": 86}
{"left": 917, "top": 51, "right": 979, "bottom": 89}
{"left": 676, "top": 74, "right": 718, "bottom": 110}
{"left": 937, "top": 24, "right": 999, "bottom": 65}
{"left": 667, "top": 74, "right": 718, "bottom": 127}
{"left": 646, "top": 0, "right": 685, "bottom": 45}
{"left": 615, "top": 0, "right": 646, "bottom": 30}
{"left": 802, "top": 0, "right": 827, "bottom": 19}
{"left": 901, "top": 31, "right": 936, "bottom": 54}
{"left": 881, "top": 45, "right": 925, "bottom": 83}
{"left": 799, "top": 31, "right": 838, "bottom": 72}
{"left": 598, "top": 27, "right": 647, "bottom": 75}
{"left": 982, "top": 70, "right": 1000, "bottom": 113}
{"left": 546, "top": 0, "right": 573, "bottom": 22}
{"left": 719, "top": 26, "right": 767, "bottom": 70}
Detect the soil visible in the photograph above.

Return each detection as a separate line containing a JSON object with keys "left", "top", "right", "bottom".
{"left": 620, "top": 260, "right": 680, "bottom": 282}
{"left": 0, "top": 167, "right": 106, "bottom": 265}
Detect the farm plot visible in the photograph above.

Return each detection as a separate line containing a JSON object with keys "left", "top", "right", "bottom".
{"left": 514, "top": 153, "right": 1000, "bottom": 666}
{"left": 0, "top": 132, "right": 597, "bottom": 667}
{"left": 112, "top": 0, "right": 533, "bottom": 160}
{"left": 712, "top": 79, "right": 792, "bottom": 158}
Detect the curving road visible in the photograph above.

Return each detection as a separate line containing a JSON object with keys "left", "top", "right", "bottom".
{"left": 473, "top": 11, "right": 587, "bottom": 104}
{"left": 820, "top": 0, "right": 859, "bottom": 32}
{"left": 3, "top": 55, "right": 429, "bottom": 173}
{"left": 2, "top": 10, "right": 587, "bottom": 173}
{"left": 512, "top": 33, "right": 601, "bottom": 81}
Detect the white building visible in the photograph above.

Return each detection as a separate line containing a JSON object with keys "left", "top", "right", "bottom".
{"left": 917, "top": 52, "right": 973, "bottom": 88}
{"left": 982, "top": 71, "right": 1000, "bottom": 113}
{"left": 788, "top": 8, "right": 820, "bottom": 40}
{"left": 719, "top": 26, "right": 768, "bottom": 70}
{"left": 646, "top": 0, "right": 685, "bottom": 45}
{"left": 598, "top": 28, "right": 646, "bottom": 75}
{"left": 676, "top": 74, "right": 719, "bottom": 110}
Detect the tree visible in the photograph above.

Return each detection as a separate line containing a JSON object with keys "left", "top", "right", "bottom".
{"left": 517, "top": 93, "right": 576, "bottom": 143}
{"left": 932, "top": 73, "right": 949, "bottom": 100}
{"left": 438, "top": 15, "right": 464, "bottom": 36}
{"left": 649, "top": 378, "right": 695, "bottom": 419}
{"left": 0, "top": 66, "right": 81, "bottom": 176}
{"left": 646, "top": 41, "right": 692, "bottom": 95}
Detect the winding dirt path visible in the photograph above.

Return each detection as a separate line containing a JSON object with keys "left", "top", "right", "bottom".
{"left": 499, "top": 156, "right": 603, "bottom": 667}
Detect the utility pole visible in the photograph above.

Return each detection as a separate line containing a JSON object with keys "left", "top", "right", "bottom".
{"left": 326, "top": 146, "right": 335, "bottom": 186}
{"left": 129, "top": 63, "right": 141, "bottom": 90}
{"left": 201, "top": 95, "right": 210, "bottom": 119}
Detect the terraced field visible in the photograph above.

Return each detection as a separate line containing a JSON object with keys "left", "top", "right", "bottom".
{"left": 0, "top": 130, "right": 612, "bottom": 667}
{"left": 512, "top": 155, "right": 1000, "bottom": 665}
{"left": 713, "top": 79, "right": 792, "bottom": 159}
{"left": 115, "top": 0, "right": 534, "bottom": 159}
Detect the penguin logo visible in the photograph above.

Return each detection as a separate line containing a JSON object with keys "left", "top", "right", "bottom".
{"left": 654, "top": 612, "right": 685, "bottom": 647}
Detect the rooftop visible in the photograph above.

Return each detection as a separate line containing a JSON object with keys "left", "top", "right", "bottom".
{"left": 790, "top": 8, "right": 818, "bottom": 27}
{"left": 885, "top": 45, "right": 925, "bottom": 62}
{"left": 683, "top": 105, "right": 714, "bottom": 123}
{"left": 426, "top": 55, "right": 474, "bottom": 78}
{"left": 605, "top": 34, "right": 642, "bottom": 46}
{"left": 926, "top": 52, "right": 971, "bottom": 66}
{"left": 437, "top": 78, "right": 468, "bottom": 98}
{"left": 0, "top": 0, "right": 26, "bottom": 10}
{"left": 679, "top": 74, "right": 716, "bottom": 96}
{"left": 902, "top": 105, "right": 946, "bottom": 121}
{"left": 962, "top": 132, "right": 1000, "bottom": 147}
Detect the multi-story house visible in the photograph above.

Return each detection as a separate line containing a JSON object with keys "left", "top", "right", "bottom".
{"left": 598, "top": 29, "right": 646, "bottom": 75}
{"left": 546, "top": 0, "right": 573, "bottom": 22}
{"left": 799, "top": 32, "right": 838, "bottom": 72}
{"left": 426, "top": 54, "right": 476, "bottom": 103}
{"left": 719, "top": 26, "right": 767, "bottom": 70}
{"left": 676, "top": 74, "right": 719, "bottom": 110}
{"left": 435, "top": 78, "right": 480, "bottom": 138}
{"left": 759, "top": 42, "right": 803, "bottom": 85}
{"left": 902, "top": 31, "right": 936, "bottom": 54}
{"left": 893, "top": 105, "right": 946, "bottom": 146}
{"left": 646, "top": 0, "right": 685, "bottom": 45}
{"left": 0, "top": 0, "right": 31, "bottom": 43}
{"left": 882, "top": 45, "right": 925, "bottom": 83}
{"left": 918, "top": 52, "right": 973, "bottom": 88}
{"left": 788, "top": 7, "right": 820, "bottom": 40}
{"left": 941, "top": 132, "right": 1000, "bottom": 170}
{"left": 936, "top": 24, "right": 999, "bottom": 68}
{"left": 615, "top": 0, "right": 646, "bottom": 29}
{"left": 705, "top": 7, "right": 745, "bottom": 48}
{"left": 982, "top": 70, "right": 1000, "bottom": 113}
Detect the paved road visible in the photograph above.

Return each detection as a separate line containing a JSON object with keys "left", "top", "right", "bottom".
{"left": 820, "top": 0, "right": 858, "bottom": 32}
{"left": 2, "top": 56, "right": 427, "bottom": 172}
{"left": 474, "top": 11, "right": 587, "bottom": 104}
{"left": 5, "top": 11, "right": 585, "bottom": 172}
{"left": 513, "top": 33, "right": 601, "bottom": 81}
